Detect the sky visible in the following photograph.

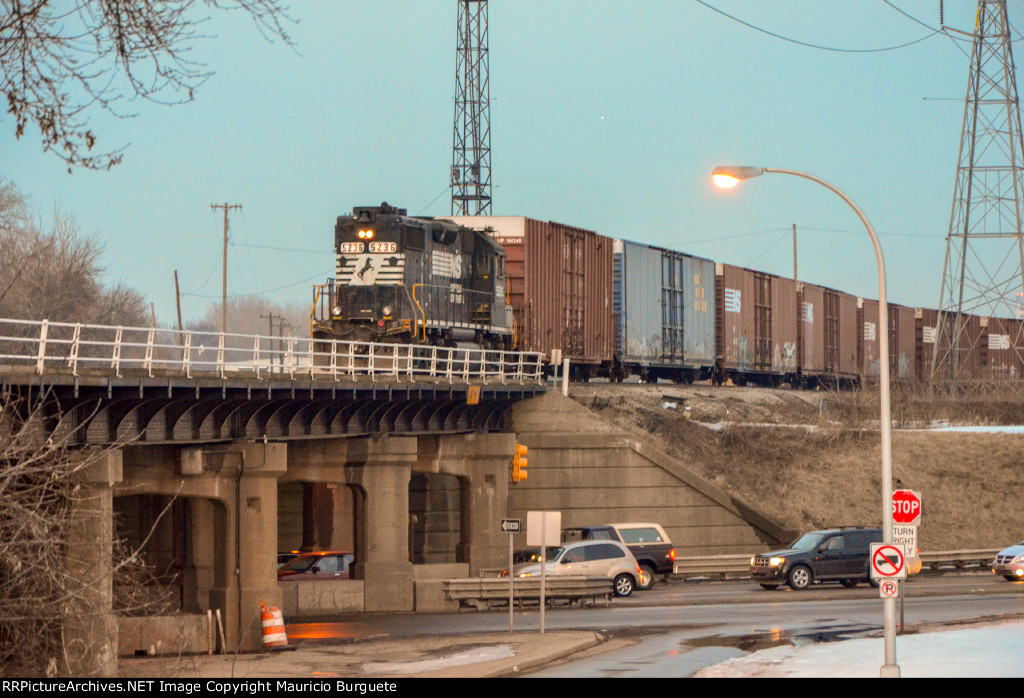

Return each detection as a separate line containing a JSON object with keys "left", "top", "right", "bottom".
{"left": 4, "top": 1, "right": 1023, "bottom": 328}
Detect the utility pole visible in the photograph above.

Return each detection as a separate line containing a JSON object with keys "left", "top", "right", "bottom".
{"left": 211, "top": 203, "right": 242, "bottom": 335}
{"left": 792, "top": 223, "right": 797, "bottom": 281}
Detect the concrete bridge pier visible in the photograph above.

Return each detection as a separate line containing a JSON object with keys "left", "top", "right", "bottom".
{"left": 65, "top": 450, "right": 122, "bottom": 677}
{"left": 342, "top": 438, "right": 418, "bottom": 612}
{"left": 205, "top": 443, "right": 287, "bottom": 652}
{"left": 119, "top": 442, "right": 286, "bottom": 653}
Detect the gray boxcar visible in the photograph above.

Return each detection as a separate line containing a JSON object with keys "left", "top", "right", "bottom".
{"left": 613, "top": 239, "right": 716, "bottom": 382}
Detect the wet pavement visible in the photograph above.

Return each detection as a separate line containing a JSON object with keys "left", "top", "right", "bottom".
{"left": 117, "top": 630, "right": 603, "bottom": 679}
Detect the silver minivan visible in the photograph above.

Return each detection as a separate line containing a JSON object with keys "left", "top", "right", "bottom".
{"left": 512, "top": 540, "right": 643, "bottom": 597}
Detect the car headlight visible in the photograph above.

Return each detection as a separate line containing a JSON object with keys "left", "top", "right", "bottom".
{"left": 770, "top": 557, "right": 785, "bottom": 567}
{"left": 1014, "top": 554, "right": 1024, "bottom": 563}
{"left": 750, "top": 556, "right": 756, "bottom": 566}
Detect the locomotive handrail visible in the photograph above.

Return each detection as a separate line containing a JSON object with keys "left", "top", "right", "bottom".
{"left": 410, "top": 283, "right": 427, "bottom": 342}
{"left": 0, "top": 317, "right": 546, "bottom": 384}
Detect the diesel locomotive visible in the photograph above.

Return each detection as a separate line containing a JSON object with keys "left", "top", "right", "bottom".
{"left": 311, "top": 203, "right": 514, "bottom": 349}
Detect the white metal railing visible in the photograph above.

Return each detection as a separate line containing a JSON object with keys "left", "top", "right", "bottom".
{"left": 0, "top": 317, "right": 546, "bottom": 385}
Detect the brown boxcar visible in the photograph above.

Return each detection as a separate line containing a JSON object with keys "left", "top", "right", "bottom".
{"left": 798, "top": 282, "right": 859, "bottom": 386}
{"left": 442, "top": 216, "right": 615, "bottom": 377}
{"left": 859, "top": 300, "right": 917, "bottom": 381}
{"left": 916, "top": 308, "right": 986, "bottom": 381}
{"left": 715, "top": 263, "right": 798, "bottom": 385}
{"left": 794, "top": 280, "right": 860, "bottom": 386}
{"left": 983, "top": 315, "right": 1024, "bottom": 380}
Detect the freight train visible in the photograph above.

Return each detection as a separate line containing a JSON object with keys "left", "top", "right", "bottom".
{"left": 313, "top": 206, "right": 1021, "bottom": 386}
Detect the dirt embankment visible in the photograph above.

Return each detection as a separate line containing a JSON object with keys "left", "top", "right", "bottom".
{"left": 570, "top": 383, "right": 1023, "bottom": 552}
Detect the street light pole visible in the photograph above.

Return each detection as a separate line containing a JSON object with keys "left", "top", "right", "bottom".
{"left": 713, "top": 165, "right": 898, "bottom": 678}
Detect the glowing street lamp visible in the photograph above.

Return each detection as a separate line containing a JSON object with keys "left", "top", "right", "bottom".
{"left": 713, "top": 165, "right": 899, "bottom": 678}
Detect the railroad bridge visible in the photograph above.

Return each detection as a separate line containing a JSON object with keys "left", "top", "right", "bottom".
{"left": 0, "top": 318, "right": 546, "bottom": 671}
{"left": 0, "top": 318, "right": 795, "bottom": 676}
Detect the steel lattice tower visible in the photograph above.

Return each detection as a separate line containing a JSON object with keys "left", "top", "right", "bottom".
{"left": 933, "top": 0, "right": 1024, "bottom": 383}
{"left": 451, "top": 0, "right": 492, "bottom": 215}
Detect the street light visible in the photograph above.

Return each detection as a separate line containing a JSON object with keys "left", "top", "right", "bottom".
{"left": 713, "top": 165, "right": 899, "bottom": 678}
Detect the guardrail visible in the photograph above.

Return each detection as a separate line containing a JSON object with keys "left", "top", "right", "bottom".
{"left": 444, "top": 576, "right": 613, "bottom": 609}
{"left": 673, "top": 549, "right": 1001, "bottom": 579}
{"left": 0, "top": 317, "right": 545, "bottom": 384}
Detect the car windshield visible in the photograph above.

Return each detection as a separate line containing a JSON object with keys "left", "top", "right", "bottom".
{"left": 279, "top": 555, "right": 320, "bottom": 572}
{"left": 790, "top": 533, "right": 826, "bottom": 551}
{"left": 546, "top": 547, "right": 566, "bottom": 561}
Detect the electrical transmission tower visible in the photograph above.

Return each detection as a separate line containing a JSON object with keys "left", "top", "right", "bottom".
{"left": 451, "top": 0, "right": 492, "bottom": 215}
{"left": 933, "top": 0, "right": 1024, "bottom": 384}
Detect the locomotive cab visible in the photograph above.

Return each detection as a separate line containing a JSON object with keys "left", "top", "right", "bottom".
{"left": 312, "top": 203, "right": 513, "bottom": 349}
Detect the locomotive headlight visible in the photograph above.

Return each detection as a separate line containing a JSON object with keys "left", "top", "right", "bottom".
{"left": 332, "top": 305, "right": 342, "bottom": 316}
{"left": 357, "top": 228, "right": 374, "bottom": 239}
{"left": 382, "top": 305, "right": 392, "bottom": 316}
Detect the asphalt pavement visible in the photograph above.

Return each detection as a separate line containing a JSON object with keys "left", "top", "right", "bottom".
{"left": 116, "top": 617, "right": 1024, "bottom": 679}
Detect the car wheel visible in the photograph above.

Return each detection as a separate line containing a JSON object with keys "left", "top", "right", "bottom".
{"left": 614, "top": 574, "right": 635, "bottom": 597}
{"left": 759, "top": 583, "right": 780, "bottom": 590}
{"left": 637, "top": 564, "right": 656, "bottom": 591}
{"left": 840, "top": 578, "right": 859, "bottom": 588}
{"left": 787, "top": 565, "right": 812, "bottom": 591}
{"left": 1004, "top": 575, "right": 1018, "bottom": 582}
{"left": 866, "top": 575, "right": 880, "bottom": 588}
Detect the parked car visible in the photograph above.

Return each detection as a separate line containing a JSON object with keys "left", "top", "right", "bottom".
{"left": 277, "top": 551, "right": 354, "bottom": 581}
{"left": 512, "top": 539, "right": 643, "bottom": 597}
{"left": 277, "top": 550, "right": 302, "bottom": 568}
{"left": 561, "top": 523, "right": 675, "bottom": 591}
{"left": 992, "top": 538, "right": 1024, "bottom": 581}
{"left": 750, "top": 527, "right": 882, "bottom": 590}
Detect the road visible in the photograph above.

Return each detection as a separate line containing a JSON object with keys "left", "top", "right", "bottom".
{"left": 285, "top": 571, "right": 1024, "bottom": 676}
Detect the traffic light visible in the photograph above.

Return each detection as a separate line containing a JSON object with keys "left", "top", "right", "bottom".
{"left": 512, "top": 443, "right": 528, "bottom": 483}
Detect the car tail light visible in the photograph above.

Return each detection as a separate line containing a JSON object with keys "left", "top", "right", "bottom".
{"left": 669, "top": 548, "right": 676, "bottom": 561}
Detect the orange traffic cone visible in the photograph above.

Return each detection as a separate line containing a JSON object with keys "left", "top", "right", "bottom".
{"left": 260, "top": 602, "right": 288, "bottom": 649}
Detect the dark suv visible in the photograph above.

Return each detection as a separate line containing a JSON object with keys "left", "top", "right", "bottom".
{"left": 750, "top": 527, "right": 882, "bottom": 591}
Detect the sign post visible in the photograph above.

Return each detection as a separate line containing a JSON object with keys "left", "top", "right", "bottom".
{"left": 526, "top": 511, "right": 561, "bottom": 634}
{"left": 891, "top": 490, "right": 921, "bottom": 635}
{"left": 501, "top": 518, "right": 520, "bottom": 633}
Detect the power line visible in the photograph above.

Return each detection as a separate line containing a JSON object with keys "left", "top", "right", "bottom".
{"left": 695, "top": 0, "right": 941, "bottom": 53}
{"left": 181, "top": 269, "right": 332, "bottom": 299}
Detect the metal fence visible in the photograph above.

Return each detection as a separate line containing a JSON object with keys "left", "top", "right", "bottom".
{"left": 0, "top": 317, "right": 546, "bottom": 384}
{"left": 673, "top": 549, "right": 1001, "bottom": 579}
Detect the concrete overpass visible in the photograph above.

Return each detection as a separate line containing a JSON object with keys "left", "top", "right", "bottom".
{"left": 0, "top": 318, "right": 793, "bottom": 676}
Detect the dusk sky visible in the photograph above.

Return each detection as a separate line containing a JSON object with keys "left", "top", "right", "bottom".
{"left": 5, "top": 1, "right": 1021, "bottom": 329}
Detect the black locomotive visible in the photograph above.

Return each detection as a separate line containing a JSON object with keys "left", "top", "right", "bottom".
{"left": 311, "top": 203, "right": 514, "bottom": 349}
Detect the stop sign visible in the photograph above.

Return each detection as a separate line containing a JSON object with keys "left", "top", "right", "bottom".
{"left": 892, "top": 489, "right": 922, "bottom": 525}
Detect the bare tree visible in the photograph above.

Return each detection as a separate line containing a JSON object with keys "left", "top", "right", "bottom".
{"left": 190, "top": 295, "right": 309, "bottom": 339}
{"left": 0, "top": 180, "right": 148, "bottom": 326}
{"left": 2, "top": 1, "right": 294, "bottom": 170}
{"left": 0, "top": 392, "right": 173, "bottom": 677}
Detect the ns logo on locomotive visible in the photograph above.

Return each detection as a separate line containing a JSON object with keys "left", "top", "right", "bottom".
{"left": 311, "top": 203, "right": 514, "bottom": 350}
